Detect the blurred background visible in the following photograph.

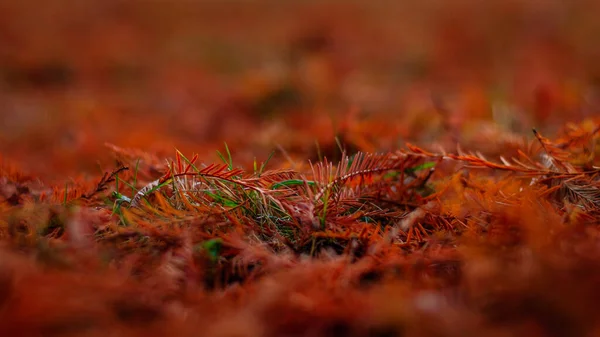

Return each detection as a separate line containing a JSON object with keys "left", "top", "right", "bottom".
{"left": 1, "top": 0, "right": 600, "bottom": 181}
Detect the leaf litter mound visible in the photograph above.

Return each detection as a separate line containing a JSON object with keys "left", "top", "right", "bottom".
{"left": 1, "top": 117, "right": 600, "bottom": 337}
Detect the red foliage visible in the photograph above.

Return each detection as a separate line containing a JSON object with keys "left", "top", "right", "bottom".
{"left": 2, "top": 1, "right": 600, "bottom": 336}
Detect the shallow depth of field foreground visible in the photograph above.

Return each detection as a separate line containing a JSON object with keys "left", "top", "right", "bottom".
{"left": 1, "top": 1, "right": 600, "bottom": 336}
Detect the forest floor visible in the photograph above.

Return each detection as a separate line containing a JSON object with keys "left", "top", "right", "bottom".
{"left": 1, "top": 1, "right": 600, "bottom": 336}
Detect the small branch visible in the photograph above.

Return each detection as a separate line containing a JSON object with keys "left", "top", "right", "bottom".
{"left": 82, "top": 165, "right": 129, "bottom": 200}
